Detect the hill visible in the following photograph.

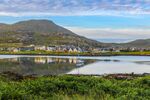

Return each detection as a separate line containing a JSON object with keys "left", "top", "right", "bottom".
{"left": 119, "top": 39, "right": 150, "bottom": 48}
{"left": 111, "top": 39, "right": 150, "bottom": 49}
{"left": 1, "top": 19, "right": 150, "bottom": 49}
{"left": 0, "top": 20, "right": 106, "bottom": 47}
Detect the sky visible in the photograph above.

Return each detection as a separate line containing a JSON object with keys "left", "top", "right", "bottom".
{"left": 0, "top": 0, "right": 150, "bottom": 43}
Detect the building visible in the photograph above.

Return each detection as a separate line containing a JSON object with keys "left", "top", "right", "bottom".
{"left": 92, "top": 48, "right": 100, "bottom": 53}
{"left": 13, "top": 48, "right": 20, "bottom": 52}
{"left": 34, "top": 46, "right": 46, "bottom": 51}
{"left": 68, "top": 48, "right": 73, "bottom": 52}
{"left": 68, "top": 47, "right": 82, "bottom": 53}
{"left": 46, "top": 46, "right": 56, "bottom": 51}
{"left": 19, "top": 47, "right": 34, "bottom": 51}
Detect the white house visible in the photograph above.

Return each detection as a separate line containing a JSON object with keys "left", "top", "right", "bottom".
{"left": 13, "top": 48, "right": 20, "bottom": 52}
{"left": 68, "top": 48, "right": 73, "bottom": 52}
{"left": 34, "top": 46, "right": 46, "bottom": 51}
{"left": 46, "top": 46, "right": 56, "bottom": 51}
{"left": 73, "top": 48, "right": 78, "bottom": 52}
{"left": 68, "top": 47, "right": 82, "bottom": 53}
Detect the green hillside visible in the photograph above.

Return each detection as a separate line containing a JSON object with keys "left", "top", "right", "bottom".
{"left": 0, "top": 20, "right": 105, "bottom": 47}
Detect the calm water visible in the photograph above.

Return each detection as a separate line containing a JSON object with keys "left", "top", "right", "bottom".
{"left": 0, "top": 55, "right": 150, "bottom": 76}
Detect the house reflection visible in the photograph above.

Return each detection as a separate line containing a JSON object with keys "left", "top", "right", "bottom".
{"left": 0, "top": 57, "right": 97, "bottom": 76}
{"left": 7, "top": 57, "right": 84, "bottom": 65}
{"left": 47, "top": 58, "right": 54, "bottom": 63}
{"left": 69, "top": 58, "right": 77, "bottom": 64}
{"left": 7, "top": 58, "right": 18, "bottom": 62}
{"left": 33, "top": 57, "right": 85, "bottom": 65}
{"left": 34, "top": 57, "right": 47, "bottom": 64}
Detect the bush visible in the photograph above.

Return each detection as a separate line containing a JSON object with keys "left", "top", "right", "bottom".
{"left": 0, "top": 75, "right": 149, "bottom": 99}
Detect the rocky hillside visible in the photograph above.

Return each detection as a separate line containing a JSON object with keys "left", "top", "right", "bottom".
{"left": 1, "top": 19, "right": 149, "bottom": 49}
{"left": 0, "top": 20, "right": 106, "bottom": 47}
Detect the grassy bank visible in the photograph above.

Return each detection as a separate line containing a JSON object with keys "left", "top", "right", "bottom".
{"left": 0, "top": 51, "right": 91, "bottom": 56}
{"left": 109, "top": 51, "right": 150, "bottom": 56}
{"left": 0, "top": 75, "right": 149, "bottom": 100}
{"left": 1, "top": 51, "right": 150, "bottom": 56}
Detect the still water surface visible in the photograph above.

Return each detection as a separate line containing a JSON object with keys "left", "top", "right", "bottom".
{"left": 0, "top": 55, "right": 150, "bottom": 76}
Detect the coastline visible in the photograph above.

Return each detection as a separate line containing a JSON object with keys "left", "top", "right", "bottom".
{"left": 1, "top": 53, "right": 150, "bottom": 57}
{"left": 1, "top": 71, "right": 150, "bottom": 80}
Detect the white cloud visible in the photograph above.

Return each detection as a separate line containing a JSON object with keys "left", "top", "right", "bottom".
{"left": 66, "top": 27, "right": 150, "bottom": 40}
{"left": 0, "top": 0, "right": 150, "bottom": 16}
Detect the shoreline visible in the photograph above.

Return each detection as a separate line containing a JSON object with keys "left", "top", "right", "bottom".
{"left": 1, "top": 53, "right": 150, "bottom": 57}
{"left": 1, "top": 71, "right": 150, "bottom": 81}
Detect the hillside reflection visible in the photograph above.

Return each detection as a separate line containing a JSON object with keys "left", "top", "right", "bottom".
{"left": 0, "top": 57, "right": 96, "bottom": 76}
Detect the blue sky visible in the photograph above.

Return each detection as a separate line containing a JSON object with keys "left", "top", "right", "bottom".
{"left": 0, "top": 0, "right": 150, "bottom": 43}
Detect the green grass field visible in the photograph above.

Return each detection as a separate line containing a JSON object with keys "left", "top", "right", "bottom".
{"left": 0, "top": 75, "right": 149, "bottom": 100}
{"left": 1, "top": 50, "right": 150, "bottom": 56}
{"left": 0, "top": 50, "right": 91, "bottom": 56}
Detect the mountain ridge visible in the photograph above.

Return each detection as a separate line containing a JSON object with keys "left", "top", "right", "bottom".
{"left": 0, "top": 19, "right": 106, "bottom": 47}
{"left": 0, "top": 19, "right": 150, "bottom": 48}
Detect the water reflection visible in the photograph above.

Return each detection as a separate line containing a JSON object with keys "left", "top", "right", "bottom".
{"left": 68, "top": 60, "right": 150, "bottom": 75}
{"left": 0, "top": 57, "right": 95, "bottom": 76}
{"left": 0, "top": 56, "right": 150, "bottom": 76}
{"left": 6, "top": 57, "right": 85, "bottom": 64}
{"left": 134, "top": 61, "right": 150, "bottom": 65}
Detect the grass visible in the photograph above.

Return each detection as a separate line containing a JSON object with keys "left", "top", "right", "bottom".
{"left": 0, "top": 43, "right": 23, "bottom": 48}
{"left": 109, "top": 51, "right": 150, "bottom": 55}
{"left": 0, "top": 50, "right": 91, "bottom": 56}
{"left": 0, "top": 75, "right": 149, "bottom": 100}
{"left": 1, "top": 50, "right": 150, "bottom": 56}
{"left": 0, "top": 51, "right": 149, "bottom": 57}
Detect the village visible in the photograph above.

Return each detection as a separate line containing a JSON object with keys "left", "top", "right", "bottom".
{"left": 0, "top": 45, "right": 83, "bottom": 53}
{"left": 0, "top": 44, "right": 149, "bottom": 53}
